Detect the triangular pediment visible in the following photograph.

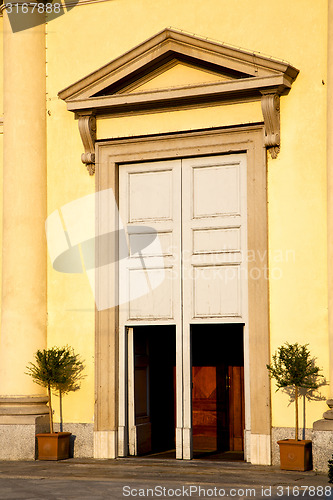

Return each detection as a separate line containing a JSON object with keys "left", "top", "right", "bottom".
{"left": 59, "top": 28, "right": 298, "bottom": 115}
{"left": 116, "top": 59, "right": 235, "bottom": 94}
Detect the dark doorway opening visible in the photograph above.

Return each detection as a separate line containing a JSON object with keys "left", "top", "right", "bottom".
{"left": 133, "top": 325, "right": 176, "bottom": 455}
{"left": 191, "top": 324, "right": 245, "bottom": 460}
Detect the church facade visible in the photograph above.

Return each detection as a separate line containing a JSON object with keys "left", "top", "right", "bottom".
{"left": 0, "top": 0, "right": 332, "bottom": 470}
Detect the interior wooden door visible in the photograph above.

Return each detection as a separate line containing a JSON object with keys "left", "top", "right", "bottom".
{"left": 228, "top": 365, "right": 245, "bottom": 451}
{"left": 192, "top": 363, "right": 244, "bottom": 453}
{"left": 192, "top": 364, "right": 229, "bottom": 452}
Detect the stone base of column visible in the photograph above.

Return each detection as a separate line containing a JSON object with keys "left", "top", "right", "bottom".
{"left": 0, "top": 396, "right": 49, "bottom": 460}
{"left": 312, "top": 399, "right": 333, "bottom": 472}
{"left": 250, "top": 433, "right": 271, "bottom": 465}
{"left": 313, "top": 418, "right": 333, "bottom": 472}
{"left": 182, "top": 427, "right": 192, "bottom": 460}
{"left": 94, "top": 430, "right": 117, "bottom": 458}
{"left": 175, "top": 427, "right": 183, "bottom": 459}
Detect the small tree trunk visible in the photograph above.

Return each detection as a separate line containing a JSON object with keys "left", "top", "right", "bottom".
{"left": 59, "top": 390, "right": 63, "bottom": 432}
{"left": 295, "top": 385, "right": 298, "bottom": 441}
{"left": 302, "top": 394, "right": 306, "bottom": 440}
{"left": 48, "top": 384, "right": 54, "bottom": 434}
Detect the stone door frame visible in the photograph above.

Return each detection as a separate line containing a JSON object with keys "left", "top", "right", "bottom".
{"left": 94, "top": 124, "right": 271, "bottom": 465}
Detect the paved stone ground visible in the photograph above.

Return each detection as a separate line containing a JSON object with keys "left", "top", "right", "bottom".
{"left": 0, "top": 458, "right": 330, "bottom": 500}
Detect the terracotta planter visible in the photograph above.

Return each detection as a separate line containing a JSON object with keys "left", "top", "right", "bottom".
{"left": 36, "top": 432, "right": 71, "bottom": 460}
{"left": 277, "top": 439, "right": 312, "bottom": 471}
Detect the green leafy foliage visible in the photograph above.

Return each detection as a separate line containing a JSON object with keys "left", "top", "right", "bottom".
{"left": 267, "top": 343, "right": 321, "bottom": 390}
{"left": 26, "top": 346, "right": 84, "bottom": 393}
{"left": 26, "top": 346, "right": 85, "bottom": 433}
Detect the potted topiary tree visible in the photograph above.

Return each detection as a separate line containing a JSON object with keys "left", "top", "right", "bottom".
{"left": 26, "top": 346, "right": 85, "bottom": 460}
{"left": 267, "top": 342, "right": 322, "bottom": 471}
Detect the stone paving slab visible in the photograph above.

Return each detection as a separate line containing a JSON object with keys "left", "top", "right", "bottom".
{"left": 0, "top": 458, "right": 330, "bottom": 500}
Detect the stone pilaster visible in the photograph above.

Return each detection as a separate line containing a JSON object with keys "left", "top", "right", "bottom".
{"left": 313, "top": 0, "right": 333, "bottom": 472}
{"left": 328, "top": 0, "right": 333, "bottom": 401}
{"left": 0, "top": 9, "right": 48, "bottom": 459}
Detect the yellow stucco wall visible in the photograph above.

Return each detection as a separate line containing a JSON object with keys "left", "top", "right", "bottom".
{"left": 45, "top": 0, "right": 328, "bottom": 429}
{"left": 0, "top": 16, "right": 3, "bottom": 335}
{"left": 46, "top": 99, "right": 95, "bottom": 422}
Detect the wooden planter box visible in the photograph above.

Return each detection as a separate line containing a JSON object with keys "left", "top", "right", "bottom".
{"left": 36, "top": 432, "right": 71, "bottom": 460}
{"left": 277, "top": 439, "right": 312, "bottom": 471}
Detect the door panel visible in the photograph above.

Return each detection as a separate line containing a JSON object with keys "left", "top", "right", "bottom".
{"left": 119, "top": 160, "right": 183, "bottom": 457}
{"left": 120, "top": 155, "right": 247, "bottom": 458}
{"left": 182, "top": 154, "right": 247, "bottom": 322}
{"left": 119, "top": 160, "right": 181, "bottom": 324}
{"left": 128, "top": 170, "right": 173, "bottom": 221}
{"left": 192, "top": 163, "right": 240, "bottom": 217}
{"left": 119, "top": 154, "right": 246, "bottom": 325}
{"left": 128, "top": 328, "right": 152, "bottom": 455}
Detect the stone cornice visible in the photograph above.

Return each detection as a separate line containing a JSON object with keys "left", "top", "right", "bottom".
{"left": 68, "top": 74, "right": 292, "bottom": 116}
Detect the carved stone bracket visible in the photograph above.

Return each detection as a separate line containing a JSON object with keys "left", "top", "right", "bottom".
{"left": 261, "top": 93, "right": 280, "bottom": 159}
{"left": 78, "top": 114, "right": 96, "bottom": 175}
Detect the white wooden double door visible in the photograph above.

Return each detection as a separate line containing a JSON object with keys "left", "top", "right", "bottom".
{"left": 118, "top": 154, "right": 248, "bottom": 459}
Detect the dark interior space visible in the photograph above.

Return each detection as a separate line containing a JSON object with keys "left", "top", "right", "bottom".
{"left": 134, "top": 325, "right": 176, "bottom": 454}
{"left": 191, "top": 323, "right": 244, "bottom": 366}
{"left": 132, "top": 323, "right": 244, "bottom": 461}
